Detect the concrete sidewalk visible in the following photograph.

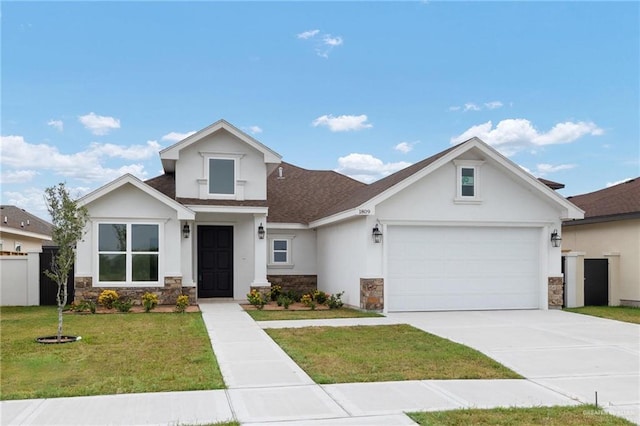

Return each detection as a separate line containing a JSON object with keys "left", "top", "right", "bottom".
{"left": 2, "top": 302, "right": 637, "bottom": 425}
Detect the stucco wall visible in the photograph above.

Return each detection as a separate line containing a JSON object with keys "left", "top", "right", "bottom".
{"left": 266, "top": 227, "right": 317, "bottom": 275}
{"left": 0, "top": 232, "right": 47, "bottom": 254}
{"left": 562, "top": 219, "right": 640, "bottom": 304}
{"left": 175, "top": 130, "right": 268, "bottom": 200}
{"left": 316, "top": 217, "right": 367, "bottom": 308}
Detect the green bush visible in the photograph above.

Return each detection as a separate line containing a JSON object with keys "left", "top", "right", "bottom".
{"left": 327, "top": 291, "right": 345, "bottom": 309}
{"left": 175, "top": 295, "right": 190, "bottom": 313}
{"left": 247, "top": 289, "right": 266, "bottom": 310}
{"left": 141, "top": 292, "right": 159, "bottom": 313}
{"left": 114, "top": 298, "right": 133, "bottom": 313}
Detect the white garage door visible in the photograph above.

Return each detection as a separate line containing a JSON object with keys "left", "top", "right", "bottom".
{"left": 387, "top": 226, "right": 540, "bottom": 311}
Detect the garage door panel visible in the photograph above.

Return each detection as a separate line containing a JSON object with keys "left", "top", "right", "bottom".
{"left": 387, "top": 226, "right": 540, "bottom": 311}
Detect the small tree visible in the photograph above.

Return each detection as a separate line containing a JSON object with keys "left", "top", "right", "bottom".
{"left": 44, "top": 183, "right": 89, "bottom": 341}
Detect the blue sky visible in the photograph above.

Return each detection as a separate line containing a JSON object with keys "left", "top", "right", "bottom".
{"left": 2, "top": 1, "right": 638, "bottom": 221}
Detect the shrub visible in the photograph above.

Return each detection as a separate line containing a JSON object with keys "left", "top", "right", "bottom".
{"left": 247, "top": 289, "right": 266, "bottom": 310}
{"left": 301, "top": 293, "right": 316, "bottom": 310}
{"left": 141, "top": 292, "right": 159, "bottom": 313}
{"left": 98, "top": 290, "right": 119, "bottom": 309}
{"left": 327, "top": 291, "right": 345, "bottom": 309}
{"left": 285, "top": 289, "right": 302, "bottom": 302}
{"left": 313, "top": 290, "right": 329, "bottom": 305}
{"left": 78, "top": 299, "right": 97, "bottom": 313}
{"left": 268, "top": 285, "right": 283, "bottom": 302}
{"left": 175, "top": 295, "right": 190, "bottom": 313}
{"left": 114, "top": 298, "right": 133, "bottom": 313}
{"left": 277, "top": 294, "right": 293, "bottom": 309}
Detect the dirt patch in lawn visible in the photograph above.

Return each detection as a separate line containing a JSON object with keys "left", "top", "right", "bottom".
{"left": 66, "top": 305, "right": 200, "bottom": 314}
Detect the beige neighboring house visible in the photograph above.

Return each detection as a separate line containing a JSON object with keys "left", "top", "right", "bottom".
{"left": 0, "top": 205, "right": 53, "bottom": 254}
{"left": 562, "top": 178, "right": 640, "bottom": 307}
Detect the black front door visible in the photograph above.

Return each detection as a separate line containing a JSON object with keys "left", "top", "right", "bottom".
{"left": 198, "top": 226, "right": 233, "bottom": 298}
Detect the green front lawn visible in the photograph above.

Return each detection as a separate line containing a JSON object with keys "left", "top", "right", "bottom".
{"left": 0, "top": 307, "right": 224, "bottom": 400}
{"left": 408, "top": 405, "right": 634, "bottom": 425}
{"left": 564, "top": 306, "right": 640, "bottom": 324}
{"left": 245, "top": 307, "right": 383, "bottom": 321}
{"left": 265, "top": 324, "right": 520, "bottom": 383}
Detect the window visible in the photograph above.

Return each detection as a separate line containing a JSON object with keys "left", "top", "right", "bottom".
{"left": 454, "top": 160, "right": 484, "bottom": 203}
{"left": 98, "top": 223, "right": 159, "bottom": 285}
{"left": 269, "top": 236, "right": 294, "bottom": 268}
{"left": 209, "top": 158, "right": 235, "bottom": 195}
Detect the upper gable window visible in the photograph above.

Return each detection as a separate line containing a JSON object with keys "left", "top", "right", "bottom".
{"left": 453, "top": 160, "right": 484, "bottom": 203}
{"left": 209, "top": 158, "right": 235, "bottom": 195}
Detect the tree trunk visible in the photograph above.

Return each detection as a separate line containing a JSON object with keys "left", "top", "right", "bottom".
{"left": 56, "top": 279, "right": 68, "bottom": 342}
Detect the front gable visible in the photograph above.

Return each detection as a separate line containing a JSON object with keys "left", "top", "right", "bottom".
{"left": 160, "top": 120, "right": 282, "bottom": 202}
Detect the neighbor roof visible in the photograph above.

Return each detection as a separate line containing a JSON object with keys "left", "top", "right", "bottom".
{"left": 0, "top": 205, "right": 52, "bottom": 238}
{"left": 565, "top": 178, "right": 640, "bottom": 225}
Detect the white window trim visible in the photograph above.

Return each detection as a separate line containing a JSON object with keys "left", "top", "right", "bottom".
{"left": 453, "top": 159, "right": 484, "bottom": 204}
{"left": 95, "top": 221, "right": 163, "bottom": 288}
{"left": 268, "top": 235, "right": 295, "bottom": 269}
{"left": 200, "top": 152, "right": 245, "bottom": 200}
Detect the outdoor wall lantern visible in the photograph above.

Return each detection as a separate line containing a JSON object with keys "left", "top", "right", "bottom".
{"left": 182, "top": 223, "right": 191, "bottom": 239}
{"left": 550, "top": 229, "right": 562, "bottom": 247}
{"left": 258, "top": 223, "right": 266, "bottom": 240}
{"left": 372, "top": 224, "right": 383, "bottom": 244}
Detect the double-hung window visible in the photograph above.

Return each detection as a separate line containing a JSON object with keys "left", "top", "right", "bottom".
{"left": 268, "top": 236, "right": 294, "bottom": 268}
{"left": 454, "top": 160, "right": 484, "bottom": 203}
{"left": 98, "top": 223, "right": 159, "bottom": 285}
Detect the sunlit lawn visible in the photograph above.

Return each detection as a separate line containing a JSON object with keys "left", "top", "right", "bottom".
{"left": 564, "top": 306, "right": 640, "bottom": 324}
{"left": 0, "top": 307, "right": 224, "bottom": 400}
{"left": 407, "top": 405, "right": 634, "bottom": 425}
{"left": 266, "top": 324, "right": 520, "bottom": 383}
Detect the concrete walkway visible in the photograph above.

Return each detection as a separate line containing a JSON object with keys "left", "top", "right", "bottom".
{"left": 2, "top": 302, "right": 638, "bottom": 425}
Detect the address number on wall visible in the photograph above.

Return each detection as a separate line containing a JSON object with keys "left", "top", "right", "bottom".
{"left": 357, "top": 208, "right": 373, "bottom": 215}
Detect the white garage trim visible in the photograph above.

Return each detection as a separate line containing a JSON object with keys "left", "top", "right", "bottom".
{"left": 384, "top": 225, "right": 544, "bottom": 312}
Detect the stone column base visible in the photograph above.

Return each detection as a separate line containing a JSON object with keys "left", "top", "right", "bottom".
{"left": 548, "top": 276, "right": 564, "bottom": 309}
{"left": 360, "top": 278, "right": 383, "bottom": 311}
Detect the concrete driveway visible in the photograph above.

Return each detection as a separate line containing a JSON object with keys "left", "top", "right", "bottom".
{"left": 386, "top": 309, "right": 640, "bottom": 423}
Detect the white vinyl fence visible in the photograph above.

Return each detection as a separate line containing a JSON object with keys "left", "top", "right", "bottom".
{"left": 0, "top": 253, "right": 40, "bottom": 306}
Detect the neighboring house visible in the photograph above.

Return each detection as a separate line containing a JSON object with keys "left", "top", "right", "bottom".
{"left": 75, "top": 119, "right": 583, "bottom": 312}
{"left": 0, "top": 206, "right": 52, "bottom": 306}
{"left": 562, "top": 178, "right": 640, "bottom": 307}
{"left": 0, "top": 205, "right": 52, "bottom": 254}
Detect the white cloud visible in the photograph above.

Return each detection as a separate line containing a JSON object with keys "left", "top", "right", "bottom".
{"left": 0, "top": 135, "right": 152, "bottom": 183}
{"left": 484, "top": 101, "right": 503, "bottom": 110}
{"left": 535, "top": 163, "right": 576, "bottom": 176}
{"left": 449, "top": 100, "right": 504, "bottom": 112}
{"left": 450, "top": 119, "right": 604, "bottom": 156}
{"left": 394, "top": 141, "right": 418, "bottom": 154}
{"left": 87, "top": 140, "right": 161, "bottom": 160}
{"left": 297, "top": 29, "right": 320, "bottom": 39}
{"left": 47, "top": 119, "right": 64, "bottom": 131}
{"left": 161, "top": 131, "right": 196, "bottom": 142}
{"left": 607, "top": 178, "right": 633, "bottom": 187}
{"left": 336, "top": 153, "right": 411, "bottom": 183}
{"left": 0, "top": 169, "right": 38, "bottom": 184}
{"left": 78, "top": 112, "right": 120, "bottom": 135}
{"left": 312, "top": 114, "right": 372, "bottom": 132}
{"left": 297, "top": 29, "right": 343, "bottom": 58}
{"left": 4, "top": 185, "right": 92, "bottom": 221}
{"left": 248, "top": 125, "right": 263, "bottom": 134}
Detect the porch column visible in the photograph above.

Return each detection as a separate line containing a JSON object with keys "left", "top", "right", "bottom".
{"left": 251, "top": 214, "right": 270, "bottom": 287}
{"left": 564, "top": 251, "right": 585, "bottom": 308}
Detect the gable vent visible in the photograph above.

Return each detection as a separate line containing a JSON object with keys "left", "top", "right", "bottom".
{"left": 277, "top": 166, "right": 285, "bottom": 179}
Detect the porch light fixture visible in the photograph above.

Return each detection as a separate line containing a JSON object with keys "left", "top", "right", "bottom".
{"left": 550, "top": 229, "right": 561, "bottom": 247}
{"left": 182, "top": 223, "right": 191, "bottom": 239}
{"left": 258, "top": 223, "right": 265, "bottom": 240}
{"left": 372, "top": 224, "right": 383, "bottom": 244}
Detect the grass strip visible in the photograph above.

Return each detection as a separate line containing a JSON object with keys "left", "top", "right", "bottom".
{"left": 564, "top": 306, "right": 640, "bottom": 324}
{"left": 1, "top": 306, "right": 224, "bottom": 400}
{"left": 266, "top": 324, "right": 520, "bottom": 383}
{"left": 246, "top": 307, "right": 383, "bottom": 321}
{"left": 407, "top": 404, "right": 634, "bottom": 425}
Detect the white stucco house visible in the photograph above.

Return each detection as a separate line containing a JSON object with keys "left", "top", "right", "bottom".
{"left": 74, "top": 119, "right": 584, "bottom": 312}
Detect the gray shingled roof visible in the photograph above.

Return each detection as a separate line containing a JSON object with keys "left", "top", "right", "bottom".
{"left": 145, "top": 142, "right": 567, "bottom": 225}
{"left": 0, "top": 205, "right": 52, "bottom": 237}
{"left": 566, "top": 178, "right": 640, "bottom": 222}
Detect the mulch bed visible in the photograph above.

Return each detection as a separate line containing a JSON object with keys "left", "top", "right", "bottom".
{"left": 241, "top": 302, "right": 329, "bottom": 311}
{"left": 66, "top": 305, "right": 201, "bottom": 314}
